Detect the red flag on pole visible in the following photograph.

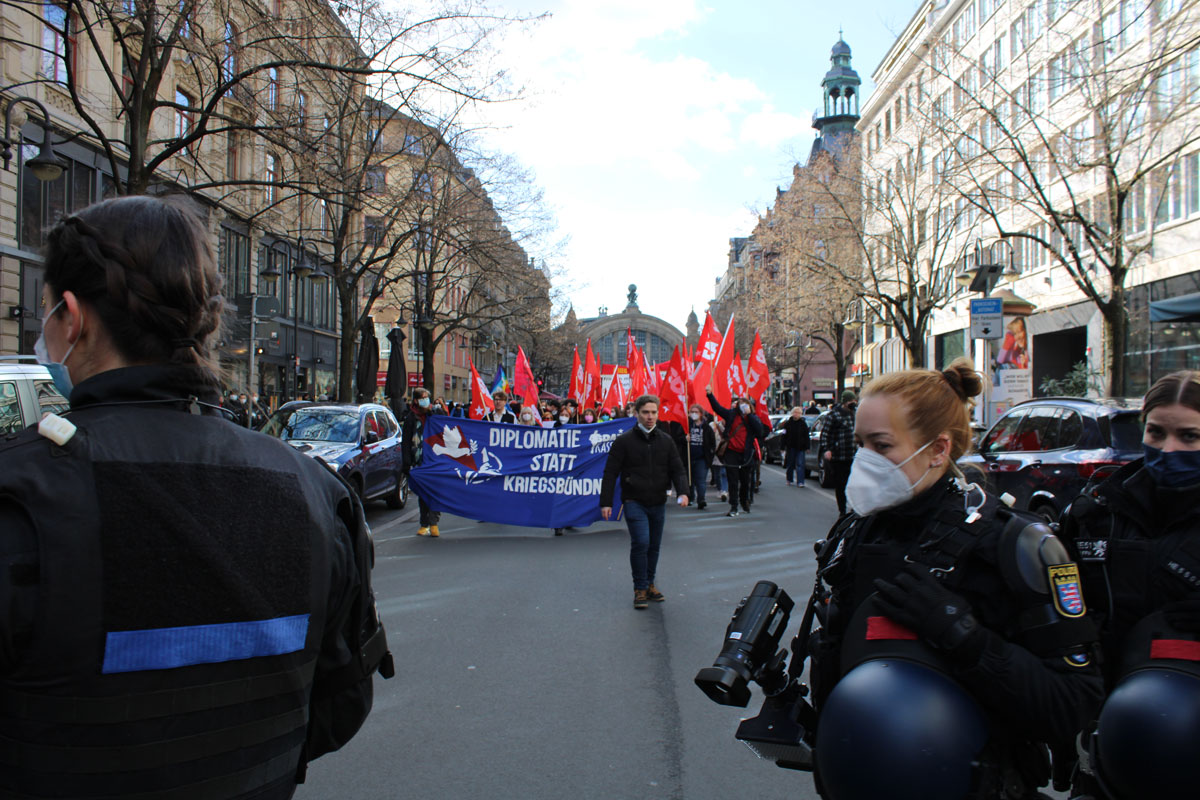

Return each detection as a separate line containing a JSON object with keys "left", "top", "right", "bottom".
{"left": 638, "top": 349, "right": 653, "bottom": 398}
{"left": 729, "top": 351, "right": 749, "bottom": 398}
{"left": 745, "top": 331, "right": 770, "bottom": 401}
{"left": 658, "top": 346, "right": 689, "bottom": 428}
{"left": 569, "top": 346, "right": 584, "bottom": 401}
{"left": 513, "top": 345, "right": 538, "bottom": 404}
{"left": 600, "top": 370, "right": 627, "bottom": 413}
{"left": 696, "top": 312, "right": 722, "bottom": 363}
{"left": 468, "top": 357, "right": 495, "bottom": 420}
{"left": 584, "top": 339, "right": 602, "bottom": 408}
{"left": 710, "top": 314, "right": 737, "bottom": 407}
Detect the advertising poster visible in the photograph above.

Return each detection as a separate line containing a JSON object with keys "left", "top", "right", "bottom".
{"left": 989, "top": 314, "right": 1032, "bottom": 419}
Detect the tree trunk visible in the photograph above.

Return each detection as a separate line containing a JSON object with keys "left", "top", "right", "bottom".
{"left": 337, "top": 286, "right": 357, "bottom": 402}
{"left": 1103, "top": 285, "right": 1128, "bottom": 397}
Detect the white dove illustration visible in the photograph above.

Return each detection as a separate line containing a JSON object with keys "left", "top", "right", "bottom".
{"left": 433, "top": 426, "right": 473, "bottom": 459}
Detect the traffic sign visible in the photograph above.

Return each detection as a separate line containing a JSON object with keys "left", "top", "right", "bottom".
{"left": 970, "top": 298, "right": 1003, "bottom": 340}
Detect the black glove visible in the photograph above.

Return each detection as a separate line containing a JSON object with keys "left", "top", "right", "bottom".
{"left": 873, "top": 565, "right": 985, "bottom": 663}
{"left": 1163, "top": 594, "right": 1200, "bottom": 633}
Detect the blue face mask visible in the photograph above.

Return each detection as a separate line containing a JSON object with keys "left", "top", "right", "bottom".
{"left": 1143, "top": 443, "right": 1200, "bottom": 489}
{"left": 34, "top": 300, "right": 76, "bottom": 399}
{"left": 417, "top": 397, "right": 431, "bottom": 409}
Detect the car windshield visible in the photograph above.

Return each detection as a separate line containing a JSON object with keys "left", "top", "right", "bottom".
{"left": 1107, "top": 411, "right": 1145, "bottom": 451}
{"left": 263, "top": 408, "right": 360, "bottom": 443}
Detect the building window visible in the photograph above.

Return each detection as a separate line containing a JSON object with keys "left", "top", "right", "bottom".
{"left": 364, "top": 215, "right": 384, "bottom": 246}
{"left": 220, "top": 226, "right": 251, "bottom": 297}
{"left": 403, "top": 133, "right": 424, "bottom": 155}
{"left": 267, "top": 67, "right": 278, "bottom": 109}
{"left": 226, "top": 132, "right": 239, "bottom": 179}
{"left": 265, "top": 153, "right": 278, "bottom": 205}
{"left": 297, "top": 90, "right": 307, "bottom": 128}
{"left": 174, "top": 88, "right": 195, "bottom": 151}
{"left": 414, "top": 170, "right": 434, "bottom": 198}
{"left": 41, "top": 2, "right": 73, "bottom": 86}
{"left": 222, "top": 22, "right": 238, "bottom": 83}
{"left": 364, "top": 167, "right": 386, "bottom": 193}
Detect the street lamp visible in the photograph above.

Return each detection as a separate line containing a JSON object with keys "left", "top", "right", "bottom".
{"left": 955, "top": 239, "right": 1016, "bottom": 295}
{"left": 260, "top": 236, "right": 329, "bottom": 400}
{"left": 1, "top": 95, "right": 67, "bottom": 181}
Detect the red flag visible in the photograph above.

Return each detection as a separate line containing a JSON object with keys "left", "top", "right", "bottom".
{"left": 467, "top": 357, "right": 495, "bottom": 420}
{"left": 745, "top": 331, "right": 770, "bottom": 401}
{"left": 710, "top": 314, "right": 737, "bottom": 407}
{"left": 658, "top": 347, "right": 689, "bottom": 428}
{"left": 729, "top": 351, "right": 749, "bottom": 398}
{"left": 569, "top": 346, "right": 584, "bottom": 401}
{"left": 755, "top": 399, "right": 772, "bottom": 430}
{"left": 601, "top": 370, "right": 627, "bottom": 412}
{"left": 584, "top": 339, "right": 602, "bottom": 408}
{"left": 513, "top": 345, "right": 538, "bottom": 403}
{"left": 638, "top": 349, "right": 653, "bottom": 397}
{"left": 696, "top": 312, "right": 722, "bottom": 363}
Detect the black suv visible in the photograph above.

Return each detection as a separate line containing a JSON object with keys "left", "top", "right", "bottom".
{"left": 958, "top": 397, "right": 1144, "bottom": 523}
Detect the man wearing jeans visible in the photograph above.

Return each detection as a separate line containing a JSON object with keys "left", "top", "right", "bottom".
{"left": 600, "top": 395, "right": 690, "bottom": 609}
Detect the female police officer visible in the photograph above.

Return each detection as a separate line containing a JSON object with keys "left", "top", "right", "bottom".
{"left": 0, "top": 195, "right": 390, "bottom": 799}
{"left": 808, "top": 358, "right": 1102, "bottom": 800}
{"left": 1061, "top": 370, "right": 1200, "bottom": 799}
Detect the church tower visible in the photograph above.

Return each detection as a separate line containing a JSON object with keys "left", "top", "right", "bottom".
{"left": 813, "top": 34, "right": 861, "bottom": 144}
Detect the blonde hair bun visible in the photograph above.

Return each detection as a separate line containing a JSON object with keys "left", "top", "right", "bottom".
{"left": 941, "top": 357, "right": 983, "bottom": 402}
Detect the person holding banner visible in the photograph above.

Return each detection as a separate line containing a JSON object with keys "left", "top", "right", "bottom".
{"left": 707, "top": 388, "right": 765, "bottom": 517}
{"left": 404, "top": 387, "right": 443, "bottom": 537}
{"left": 600, "top": 395, "right": 690, "bottom": 609}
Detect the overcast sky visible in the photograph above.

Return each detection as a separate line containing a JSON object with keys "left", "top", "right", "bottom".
{"left": 474, "top": 0, "right": 922, "bottom": 332}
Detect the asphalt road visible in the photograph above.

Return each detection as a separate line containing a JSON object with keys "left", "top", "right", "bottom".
{"left": 295, "top": 463, "right": 838, "bottom": 800}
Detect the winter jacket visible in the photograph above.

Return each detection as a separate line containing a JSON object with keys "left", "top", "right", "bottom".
{"left": 600, "top": 424, "right": 688, "bottom": 507}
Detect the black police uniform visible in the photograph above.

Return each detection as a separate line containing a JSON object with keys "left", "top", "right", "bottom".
{"left": 809, "top": 476, "right": 1102, "bottom": 800}
{"left": 1061, "top": 459, "right": 1200, "bottom": 799}
{"left": 0, "top": 365, "right": 391, "bottom": 799}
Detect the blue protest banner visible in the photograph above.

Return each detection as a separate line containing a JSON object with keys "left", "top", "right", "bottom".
{"left": 408, "top": 416, "right": 636, "bottom": 528}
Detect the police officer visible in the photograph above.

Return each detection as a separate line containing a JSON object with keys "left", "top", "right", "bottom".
{"left": 1060, "top": 370, "right": 1200, "bottom": 799}
{"left": 807, "top": 358, "right": 1102, "bottom": 800}
{"left": 0, "top": 196, "right": 391, "bottom": 799}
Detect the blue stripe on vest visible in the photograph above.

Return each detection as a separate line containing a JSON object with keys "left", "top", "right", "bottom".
{"left": 102, "top": 614, "right": 310, "bottom": 674}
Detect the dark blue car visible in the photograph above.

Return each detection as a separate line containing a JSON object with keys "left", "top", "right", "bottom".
{"left": 958, "top": 397, "right": 1143, "bottom": 523}
{"left": 261, "top": 402, "right": 408, "bottom": 509}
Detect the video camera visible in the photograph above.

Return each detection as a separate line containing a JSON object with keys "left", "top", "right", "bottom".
{"left": 694, "top": 580, "right": 817, "bottom": 770}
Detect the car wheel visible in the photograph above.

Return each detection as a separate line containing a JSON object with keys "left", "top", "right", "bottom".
{"left": 386, "top": 471, "right": 409, "bottom": 509}
{"left": 1032, "top": 502, "right": 1058, "bottom": 525}
{"left": 818, "top": 456, "right": 835, "bottom": 489}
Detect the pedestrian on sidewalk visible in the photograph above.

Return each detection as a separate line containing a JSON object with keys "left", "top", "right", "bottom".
{"left": 600, "top": 395, "right": 689, "bottom": 609}
{"left": 403, "top": 386, "right": 443, "bottom": 537}
{"left": 707, "top": 387, "right": 766, "bottom": 517}
{"left": 820, "top": 389, "right": 859, "bottom": 515}
{"left": 783, "top": 406, "right": 811, "bottom": 486}
{"left": 688, "top": 404, "right": 715, "bottom": 509}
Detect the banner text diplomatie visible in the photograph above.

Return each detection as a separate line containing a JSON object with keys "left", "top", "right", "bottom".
{"left": 409, "top": 416, "right": 635, "bottom": 528}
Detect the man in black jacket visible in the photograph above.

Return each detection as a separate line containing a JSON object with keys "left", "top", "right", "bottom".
{"left": 600, "top": 395, "right": 689, "bottom": 609}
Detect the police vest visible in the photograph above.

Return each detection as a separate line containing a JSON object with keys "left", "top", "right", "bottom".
{"left": 0, "top": 406, "right": 367, "bottom": 799}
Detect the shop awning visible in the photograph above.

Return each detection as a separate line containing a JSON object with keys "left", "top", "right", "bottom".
{"left": 1150, "top": 291, "right": 1200, "bottom": 323}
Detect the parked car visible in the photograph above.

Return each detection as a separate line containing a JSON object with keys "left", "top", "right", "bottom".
{"left": 261, "top": 402, "right": 408, "bottom": 509}
{"left": 802, "top": 412, "right": 836, "bottom": 487}
{"left": 958, "top": 397, "right": 1144, "bottom": 523}
{"left": 763, "top": 413, "right": 788, "bottom": 463}
{"left": 0, "top": 356, "right": 70, "bottom": 435}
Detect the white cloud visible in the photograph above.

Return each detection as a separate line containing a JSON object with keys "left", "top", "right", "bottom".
{"left": 739, "top": 106, "right": 810, "bottom": 148}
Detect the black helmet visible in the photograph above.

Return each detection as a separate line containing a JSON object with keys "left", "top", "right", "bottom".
{"left": 1092, "top": 612, "right": 1200, "bottom": 799}
{"left": 815, "top": 659, "right": 989, "bottom": 800}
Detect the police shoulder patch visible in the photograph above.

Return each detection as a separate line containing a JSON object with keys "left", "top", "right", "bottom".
{"left": 1063, "top": 651, "right": 1092, "bottom": 668}
{"left": 1048, "top": 563, "right": 1086, "bottom": 618}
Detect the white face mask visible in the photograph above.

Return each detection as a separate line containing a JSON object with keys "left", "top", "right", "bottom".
{"left": 739, "top": 403, "right": 751, "bottom": 415}
{"left": 845, "top": 440, "right": 935, "bottom": 516}
{"left": 690, "top": 412, "right": 700, "bottom": 421}
{"left": 559, "top": 415, "right": 569, "bottom": 423}
{"left": 521, "top": 413, "right": 533, "bottom": 422}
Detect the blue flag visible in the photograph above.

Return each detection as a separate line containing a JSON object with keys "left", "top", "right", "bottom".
{"left": 409, "top": 417, "right": 635, "bottom": 528}
{"left": 489, "top": 365, "right": 507, "bottom": 395}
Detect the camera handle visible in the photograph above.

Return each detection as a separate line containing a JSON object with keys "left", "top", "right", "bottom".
{"left": 786, "top": 573, "right": 823, "bottom": 684}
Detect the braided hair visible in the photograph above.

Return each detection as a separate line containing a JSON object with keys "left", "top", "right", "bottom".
{"left": 42, "top": 195, "right": 225, "bottom": 385}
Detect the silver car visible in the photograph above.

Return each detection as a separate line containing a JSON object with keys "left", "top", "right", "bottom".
{"left": 0, "top": 356, "right": 70, "bottom": 434}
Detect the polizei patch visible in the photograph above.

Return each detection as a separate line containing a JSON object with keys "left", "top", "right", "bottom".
{"left": 1048, "top": 564, "right": 1086, "bottom": 618}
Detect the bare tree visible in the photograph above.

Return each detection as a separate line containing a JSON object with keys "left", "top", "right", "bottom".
{"left": 928, "top": 0, "right": 1200, "bottom": 393}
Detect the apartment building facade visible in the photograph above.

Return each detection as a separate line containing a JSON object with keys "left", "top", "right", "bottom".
{"left": 857, "top": 0, "right": 1200, "bottom": 409}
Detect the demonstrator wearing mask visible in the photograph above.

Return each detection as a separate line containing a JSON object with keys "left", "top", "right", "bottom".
{"left": 403, "top": 387, "right": 442, "bottom": 537}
